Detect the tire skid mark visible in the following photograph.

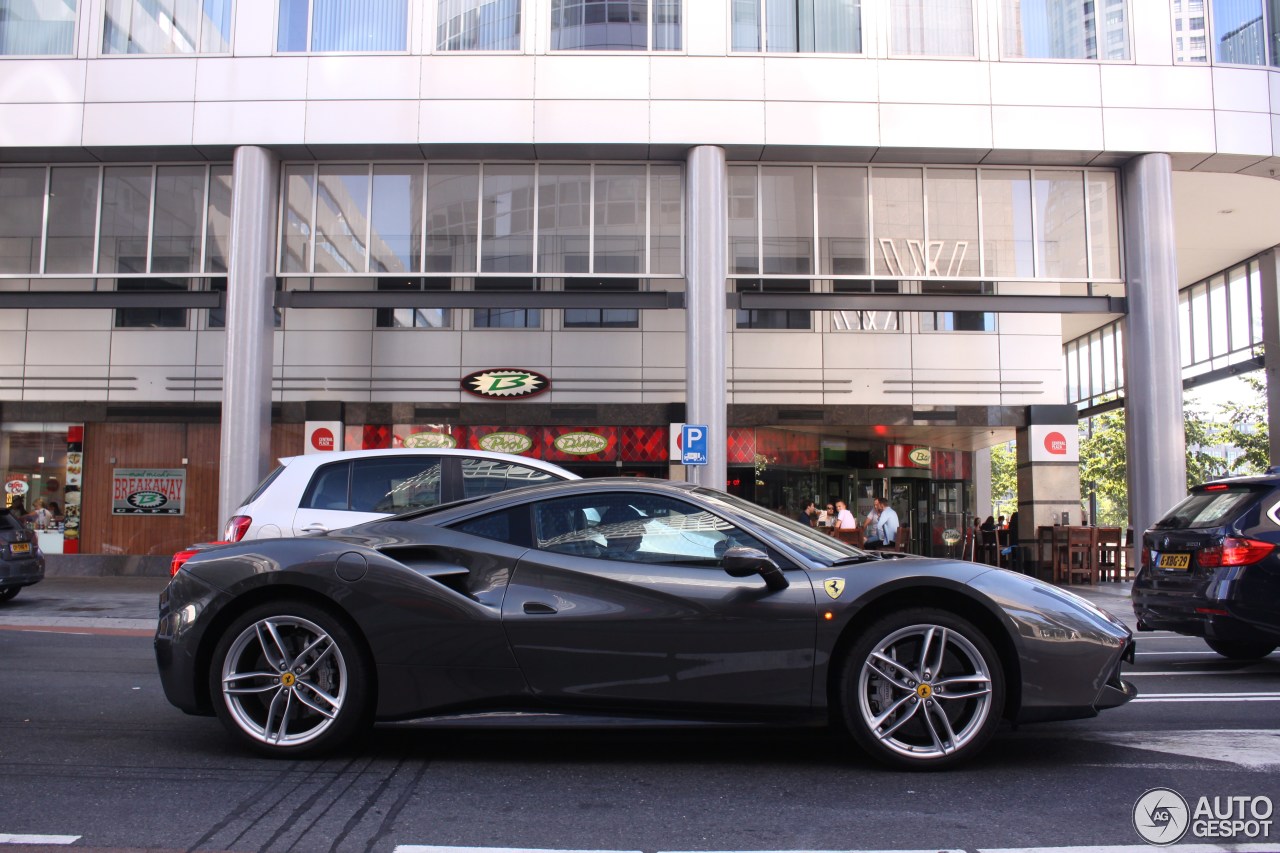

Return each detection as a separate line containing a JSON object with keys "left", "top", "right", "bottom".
{"left": 268, "top": 755, "right": 382, "bottom": 853}
{"left": 289, "top": 755, "right": 393, "bottom": 852}
{"left": 364, "top": 760, "right": 432, "bottom": 853}
{"left": 227, "top": 756, "right": 363, "bottom": 852}
{"left": 184, "top": 760, "right": 328, "bottom": 853}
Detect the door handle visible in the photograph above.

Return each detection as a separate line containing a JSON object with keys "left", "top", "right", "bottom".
{"left": 300, "top": 524, "right": 328, "bottom": 534}
{"left": 523, "top": 601, "right": 558, "bottom": 615}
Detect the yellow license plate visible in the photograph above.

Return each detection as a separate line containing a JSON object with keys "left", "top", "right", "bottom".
{"left": 1158, "top": 552, "right": 1190, "bottom": 570}
{"left": 9, "top": 542, "right": 30, "bottom": 555}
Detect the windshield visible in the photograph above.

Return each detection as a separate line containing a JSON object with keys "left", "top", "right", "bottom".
{"left": 1153, "top": 485, "right": 1262, "bottom": 530}
{"left": 693, "top": 488, "right": 869, "bottom": 565}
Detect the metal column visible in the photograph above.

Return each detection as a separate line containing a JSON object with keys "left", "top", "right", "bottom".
{"left": 1122, "top": 153, "right": 1186, "bottom": 538}
{"left": 1257, "top": 248, "right": 1280, "bottom": 465}
{"left": 218, "top": 146, "right": 279, "bottom": 531}
{"left": 685, "top": 146, "right": 728, "bottom": 490}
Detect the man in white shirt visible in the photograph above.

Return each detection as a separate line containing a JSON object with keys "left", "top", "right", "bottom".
{"left": 834, "top": 500, "right": 856, "bottom": 531}
{"left": 868, "top": 497, "right": 900, "bottom": 549}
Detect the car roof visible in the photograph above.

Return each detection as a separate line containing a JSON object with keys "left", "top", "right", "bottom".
{"left": 1196, "top": 471, "right": 1280, "bottom": 489}
{"left": 277, "top": 448, "right": 581, "bottom": 477}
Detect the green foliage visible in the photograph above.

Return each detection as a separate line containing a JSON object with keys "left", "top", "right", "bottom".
{"left": 1219, "top": 374, "right": 1271, "bottom": 474}
{"left": 989, "top": 441, "right": 1017, "bottom": 517}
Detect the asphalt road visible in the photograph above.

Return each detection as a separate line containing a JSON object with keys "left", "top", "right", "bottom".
{"left": 0, "top": 577, "right": 1278, "bottom": 853}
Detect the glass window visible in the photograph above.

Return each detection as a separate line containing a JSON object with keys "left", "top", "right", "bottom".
{"left": 436, "top": 0, "right": 521, "bottom": 50}
{"left": 1270, "top": 0, "right": 1280, "bottom": 65}
{"left": 563, "top": 278, "right": 639, "bottom": 328}
{"left": 315, "top": 165, "right": 370, "bottom": 274}
{"left": 889, "top": 0, "right": 973, "bottom": 55}
{"left": 1087, "top": 171, "right": 1120, "bottom": 280}
{"left": 302, "top": 461, "right": 351, "bottom": 510}
{"left": 453, "top": 508, "right": 518, "bottom": 543}
{"left": 549, "top": 0, "right": 681, "bottom": 51}
{"left": 370, "top": 164, "right": 424, "bottom": 275}
{"left": 594, "top": 165, "right": 645, "bottom": 274}
{"left": 1034, "top": 170, "right": 1087, "bottom": 279}
{"left": 103, "top": 0, "right": 231, "bottom": 54}
{"left": 537, "top": 165, "right": 591, "bottom": 274}
{"left": 532, "top": 492, "right": 766, "bottom": 564}
{"left": 0, "top": 0, "right": 78, "bottom": 55}
{"left": 1213, "top": 0, "right": 1264, "bottom": 63}
{"left": 350, "top": 456, "right": 443, "bottom": 512}
{"left": 732, "top": 0, "right": 861, "bottom": 52}
{"left": 151, "top": 165, "right": 204, "bottom": 275}
{"left": 473, "top": 277, "right": 540, "bottom": 327}
{"left": 278, "top": 0, "right": 408, "bottom": 52}
{"left": 1153, "top": 486, "right": 1262, "bottom": 529}
{"left": 460, "top": 456, "right": 560, "bottom": 498}
{"left": 872, "top": 167, "right": 923, "bottom": 277}
{"left": 1209, "top": 273, "right": 1229, "bottom": 358}
{"left": 832, "top": 280, "right": 899, "bottom": 331}
{"left": 817, "top": 166, "right": 868, "bottom": 276}
{"left": 481, "top": 165, "right": 534, "bottom": 273}
{"left": 426, "top": 164, "right": 480, "bottom": 274}
{"left": 650, "top": 165, "right": 682, "bottom": 275}
{"left": 919, "top": 279, "right": 995, "bottom": 332}
{"left": 205, "top": 165, "right": 232, "bottom": 274}
{"left": 761, "top": 166, "right": 813, "bottom": 275}
{"left": 1227, "top": 263, "right": 1252, "bottom": 353}
{"left": 1001, "top": 0, "right": 1130, "bottom": 59}
{"left": 98, "top": 166, "right": 151, "bottom": 275}
{"left": 0, "top": 167, "right": 46, "bottom": 275}
{"left": 375, "top": 278, "right": 451, "bottom": 328}
{"left": 728, "top": 166, "right": 759, "bottom": 275}
{"left": 45, "top": 167, "right": 99, "bottom": 275}
{"left": 925, "top": 168, "right": 979, "bottom": 278}
{"left": 280, "top": 165, "right": 315, "bottom": 274}
{"left": 113, "top": 278, "right": 188, "bottom": 328}
{"left": 980, "top": 170, "right": 1033, "bottom": 278}
{"left": 736, "top": 279, "right": 810, "bottom": 329}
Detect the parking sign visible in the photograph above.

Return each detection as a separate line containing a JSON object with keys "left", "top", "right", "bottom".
{"left": 681, "top": 424, "right": 708, "bottom": 466}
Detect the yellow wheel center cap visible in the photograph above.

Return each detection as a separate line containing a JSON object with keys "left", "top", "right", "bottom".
{"left": 280, "top": 672, "right": 296, "bottom": 687}
{"left": 916, "top": 683, "right": 932, "bottom": 699}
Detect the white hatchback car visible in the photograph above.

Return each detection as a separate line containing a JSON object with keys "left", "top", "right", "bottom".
{"left": 223, "top": 448, "right": 580, "bottom": 541}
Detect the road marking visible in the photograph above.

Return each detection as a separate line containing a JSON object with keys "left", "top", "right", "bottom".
{"left": 1127, "top": 670, "right": 1276, "bottom": 676}
{"left": 0, "top": 835, "right": 80, "bottom": 845}
{"left": 1136, "top": 650, "right": 1231, "bottom": 656}
{"left": 396, "top": 848, "right": 645, "bottom": 853}
{"left": 393, "top": 846, "right": 1276, "bottom": 853}
{"left": 981, "top": 846, "right": 1280, "bottom": 852}
{"left": 1133, "top": 691, "right": 1280, "bottom": 702}
{"left": 1080, "top": 728, "right": 1280, "bottom": 768}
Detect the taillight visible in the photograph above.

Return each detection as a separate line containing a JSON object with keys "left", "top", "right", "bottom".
{"left": 224, "top": 515, "right": 251, "bottom": 542}
{"left": 170, "top": 548, "right": 200, "bottom": 577}
{"left": 1141, "top": 546, "right": 1150, "bottom": 570}
{"left": 1198, "top": 537, "right": 1274, "bottom": 568}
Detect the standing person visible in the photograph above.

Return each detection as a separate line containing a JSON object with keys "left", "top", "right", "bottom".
{"left": 867, "top": 497, "right": 900, "bottom": 549}
{"left": 834, "top": 500, "right": 856, "bottom": 531}
{"left": 862, "top": 500, "right": 881, "bottom": 542}
{"left": 8, "top": 496, "right": 27, "bottom": 523}
{"left": 796, "top": 500, "right": 817, "bottom": 526}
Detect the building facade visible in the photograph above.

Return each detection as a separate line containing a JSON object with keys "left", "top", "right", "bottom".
{"left": 2, "top": 0, "right": 1280, "bottom": 562}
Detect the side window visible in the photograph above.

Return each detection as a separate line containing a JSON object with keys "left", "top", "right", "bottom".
{"left": 532, "top": 493, "right": 766, "bottom": 564}
{"left": 350, "top": 457, "right": 443, "bottom": 513}
{"left": 461, "top": 457, "right": 561, "bottom": 498}
{"left": 453, "top": 507, "right": 527, "bottom": 545}
{"left": 301, "top": 462, "right": 351, "bottom": 510}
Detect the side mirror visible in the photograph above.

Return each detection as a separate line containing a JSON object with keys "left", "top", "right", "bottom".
{"left": 722, "top": 546, "right": 789, "bottom": 592}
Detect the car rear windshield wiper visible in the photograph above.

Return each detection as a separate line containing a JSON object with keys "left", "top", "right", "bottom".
{"left": 829, "top": 554, "right": 882, "bottom": 566}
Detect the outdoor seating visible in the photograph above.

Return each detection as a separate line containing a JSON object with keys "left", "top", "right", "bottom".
{"left": 1095, "top": 527, "right": 1123, "bottom": 581}
{"left": 1056, "top": 526, "right": 1098, "bottom": 584}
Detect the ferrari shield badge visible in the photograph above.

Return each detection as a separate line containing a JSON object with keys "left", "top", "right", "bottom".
{"left": 824, "top": 578, "right": 846, "bottom": 600}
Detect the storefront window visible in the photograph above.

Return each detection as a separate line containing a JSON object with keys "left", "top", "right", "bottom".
{"left": 2, "top": 423, "right": 80, "bottom": 555}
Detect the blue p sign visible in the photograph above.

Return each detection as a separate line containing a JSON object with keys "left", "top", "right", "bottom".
{"left": 682, "top": 424, "right": 708, "bottom": 466}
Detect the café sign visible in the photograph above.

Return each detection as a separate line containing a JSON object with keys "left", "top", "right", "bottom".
{"left": 403, "top": 432, "right": 457, "bottom": 449}
{"left": 478, "top": 432, "right": 534, "bottom": 454}
{"left": 462, "top": 369, "right": 549, "bottom": 400}
{"left": 112, "top": 468, "right": 186, "bottom": 515}
{"left": 553, "top": 432, "right": 609, "bottom": 456}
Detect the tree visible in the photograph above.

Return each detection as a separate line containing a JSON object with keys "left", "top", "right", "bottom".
{"left": 989, "top": 441, "right": 1017, "bottom": 517}
{"left": 1219, "top": 374, "right": 1271, "bottom": 474}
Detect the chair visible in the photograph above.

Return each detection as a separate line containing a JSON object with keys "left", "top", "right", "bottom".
{"left": 1095, "top": 527, "right": 1123, "bottom": 581}
{"left": 1055, "top": 526, "right": 1097, "bottom": 584}
{"left": 834, "top": 528, "right": 864, "bottom": 547}
{"left": 893, "top": 524, "right": 910, "bottom": 553}
{"left": 1120, "top": 527, "right": 1136, "bottom": 579}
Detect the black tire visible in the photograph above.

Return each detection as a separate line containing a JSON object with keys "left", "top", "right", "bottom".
{"left": 839, "top": 607, "right": 1005, "bottom": 770}
{"left": 208, "top": 599, "right": 373, "bottom": 758}
{"left": 1205, "top": 638, "right": 1277, "bottom": 660}
{"left": 0, "top": 586, "right": 18, "bottom": 603}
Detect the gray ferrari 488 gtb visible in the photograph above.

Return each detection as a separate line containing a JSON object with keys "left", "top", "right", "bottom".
{"left": 156, "top": 478, "right": 1135, "bottom": 769}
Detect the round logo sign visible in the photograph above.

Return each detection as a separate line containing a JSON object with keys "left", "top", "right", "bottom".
{"left": 942, "top": 528, "right": 962, "bottom": 546}
{"left": 1044, "top": 431, "right": 1068, "bottom": 455}
{"left": 462, "top": 369, "right": 550, "bottom": 400}
{"left": 553, "top": 432, "right": 609, "bottom": 456}
{"left": 403, "top": 432, "right": 457, "bottom": 449}
{"left": 5, "top": 479, "right": 29, "bottom": 496}
{"left": 1133, "top": 787, "right": 1191, "bottom": 846}
{"left": 127, "top": 491, "right": 168, "bottom": 510}
{"left": 311, "top": 428, "right": 335, "bottom": 451}
{"left": 478, "top": 432, "right": 534, "bottom": 454}
{"left": 909, "top": 448, "right": 932, "bottom": 467}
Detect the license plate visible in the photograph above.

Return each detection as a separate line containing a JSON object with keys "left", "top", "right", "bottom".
{"left": 9, "top": 542, "right": 30, "bottom": 555}
{"left": 1158, "top": 552, "right": 1190, "bottom": 570}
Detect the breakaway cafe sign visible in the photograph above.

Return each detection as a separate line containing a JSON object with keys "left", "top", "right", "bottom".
{"left": 112, "top": 468, "right": 186, "bottom": 515}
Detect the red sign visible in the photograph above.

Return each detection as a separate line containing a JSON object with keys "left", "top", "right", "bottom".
{"left": 1044, "top": 431, "right": 1068, "bottom": 455}
{"left": 311, "top": 428, "right": 335, "bottom": 451}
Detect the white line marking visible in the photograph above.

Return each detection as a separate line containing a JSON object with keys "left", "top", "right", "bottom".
{"left": 1136, "top": 650, "right": 1231, "bottom": 656}
{"left": 393, "top": 846, "right": 1277, "bottom": 853}
{"left": 1133, "top": 691, "right": 1280, "bottom": 701}
{"left": 1080, "top": 728, "right": 1280, "bottom": 768}
{"left": 981, "top": 846, "right": 1280, "bottom": 852}
{"left": 396, "top": 848, "right": 645, "bottom": 853}
{"left": 1127, "top": 670, "right": 1274, "bottom": 676}
{"left": 0, "top": 835, "right": 81, "bottom": 845}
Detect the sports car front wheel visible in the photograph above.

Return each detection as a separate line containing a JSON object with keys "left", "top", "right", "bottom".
{"left": 840, "top": 608, "right": 1005, "bottom": 770}
{"left": 209, "top": 600, "right": 372, "bottom": 757}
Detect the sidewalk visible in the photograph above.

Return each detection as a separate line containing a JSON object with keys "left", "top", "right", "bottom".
{"left": 0, "top": 576, "right": 167, "bottom": 633}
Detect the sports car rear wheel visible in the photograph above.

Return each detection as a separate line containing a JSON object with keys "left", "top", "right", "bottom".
{"left": 210, "top": 600, "right": 371, "bottom": 757}
{"left": 1205, "top": 638, "right": 1277, "bottom": 660}
{"left": 840, "top": 608, "right": 1004, "bottom": 769}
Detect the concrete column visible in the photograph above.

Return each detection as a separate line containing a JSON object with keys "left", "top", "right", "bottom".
{"left": 1016, "top": 406, "right": 1082, "bottom": 573}
{"left": 1121, "top": 153, "right": 1186, "bottom": 538}
{"left": 1257, "top": 248, "right": 1280, "bottom": 465}
{"left": 685, "top": 145, "right": 728, "bottom": 490}
{"left": 218, "top": 146, "right": 279, "bottom": 532}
